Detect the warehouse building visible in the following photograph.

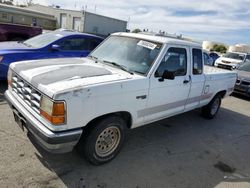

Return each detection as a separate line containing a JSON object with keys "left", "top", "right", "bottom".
{"left": 26, "top": 4, "right": 127, "bottom": 36}
{"left": 0, "top": 4, "right": 57, "bottom": 30}
{"left": 228, "top": 44, "right": 250, "bottom": 53}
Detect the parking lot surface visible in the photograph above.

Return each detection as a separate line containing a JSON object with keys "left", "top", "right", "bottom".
{"left": 0, "top": 81, "right": 250, "bottom": 188}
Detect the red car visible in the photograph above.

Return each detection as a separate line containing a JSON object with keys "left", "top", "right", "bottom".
{"left": 0, "top": 23, "right": 42, "bottom": 41}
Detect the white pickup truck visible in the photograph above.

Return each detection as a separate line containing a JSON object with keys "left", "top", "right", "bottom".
{"left": 5, "top": 32, "right": 237, "bottom": 165}
{"left": 215, "top": 51, "right": 250, "bottom": 70}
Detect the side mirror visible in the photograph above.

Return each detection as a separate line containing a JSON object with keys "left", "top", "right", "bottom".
{"left": 159, "top": 70, "right": 175, "bottom": 81}
{"left": 51, "top": 44, "right": 61, "bottom": 51}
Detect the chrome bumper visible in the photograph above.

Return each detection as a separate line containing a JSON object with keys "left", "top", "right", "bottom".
{"left": 4, "top": 90, "right": 82, "bottom": 153}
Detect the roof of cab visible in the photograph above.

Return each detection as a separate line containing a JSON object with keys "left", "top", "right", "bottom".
{"left": 53, "top": 29, "right": 104, "bottom": 39}
{"left": 112, "top": 32, "right": 201, "bottom": 48}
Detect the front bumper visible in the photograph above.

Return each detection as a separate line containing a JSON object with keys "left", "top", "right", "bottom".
{"left": 233, "top": 85, "right": 250, "bottom": 97}
{"left": 216, "top": 63, "right": 234, "bottom": 70}
{"left": 4, "top": 90, "right": 82, "bottom": 153}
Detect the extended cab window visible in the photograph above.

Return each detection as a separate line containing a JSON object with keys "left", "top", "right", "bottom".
{"left": 155, "top": 47, "right": 187, "bottom": 77}
{"left": 193, "top": 49, "right": 203, "bottom": 74}
{"left": 58, "top": 38, "right": 88, "bottom": 51}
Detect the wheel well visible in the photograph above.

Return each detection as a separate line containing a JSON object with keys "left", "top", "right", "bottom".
{"left": 217, "top": 90, "right": 227, "bottom": 98}
{"left": 83, "top": 111, "right": 133, "bottom": 132}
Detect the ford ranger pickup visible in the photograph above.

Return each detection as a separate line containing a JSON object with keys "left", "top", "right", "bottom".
{"left": 5, "top": 32, "right": 237, "bottom": 165}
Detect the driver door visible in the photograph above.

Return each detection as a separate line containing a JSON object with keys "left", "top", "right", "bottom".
{"left": 143, "top": 45, "right": 191, "bottom": 123}
{"left": 51, "top": 37, "right": 90, "bottom": 58}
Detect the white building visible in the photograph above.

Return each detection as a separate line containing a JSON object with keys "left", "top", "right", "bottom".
{"left": 228, "top": 44, "right": 250, "bottom": 53}
{"left": 26, "top": 4, "right": 127, "bottom": 36}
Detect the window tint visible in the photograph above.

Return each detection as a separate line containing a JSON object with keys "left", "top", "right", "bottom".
{"left": 88, "top": 38, "right": 101, "bottom": 51}
{"left": 155, "top": 47, "right": 187, "bottom": 77}
{"left": 193, "top": 49, "right": 203, "bottom": 74}
{"left": 203, "top": 52, "right": 209, "bottom": 65}
{"left": 58, "top": 38, "right": 88, "bottom": 51}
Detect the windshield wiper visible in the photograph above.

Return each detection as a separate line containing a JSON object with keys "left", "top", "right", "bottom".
{"left": 102, "top": 60, "right": 134, "bottom": 75}
{"left": 88, "top": 55, "right": 99, "bottom": 63}
{"left": 22, "top": 42, "right": 33, "bottom": 47}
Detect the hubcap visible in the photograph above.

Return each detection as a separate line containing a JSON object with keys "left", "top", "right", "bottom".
{"left": 211, "top": 98, "right": 220, "bottom": 115}
{"left": 95, "top": 126, "right": 121, "bottom": 157}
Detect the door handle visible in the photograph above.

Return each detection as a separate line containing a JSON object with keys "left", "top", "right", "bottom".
{"left": 183, "top": 76, "right": 191, "bottom": 84}
{"left": 136, "top": 95, "right": 147, "bottom": 100}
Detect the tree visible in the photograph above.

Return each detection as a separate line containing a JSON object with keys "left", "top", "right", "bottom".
{"left": 211, "top": 44, "right": 227, "bottom": 54}
{"left": 26, "top": 0, "right": 33, "bottom": 6}
{"left": 132, "top": 29, "right": 141, "bottom": 33}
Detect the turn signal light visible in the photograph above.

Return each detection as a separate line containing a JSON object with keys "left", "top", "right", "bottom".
{"left": 40, "top": 96, "right": 66, "bottom": 125}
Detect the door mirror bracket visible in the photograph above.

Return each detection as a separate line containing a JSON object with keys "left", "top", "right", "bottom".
{"left": 159, "top": 70, "right": 175, "bottom": 81}
{"left": 51, "top": 44, "right": 61, "bottom": 51}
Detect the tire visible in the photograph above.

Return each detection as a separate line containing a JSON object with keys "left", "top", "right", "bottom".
{"left": 202, "top": 94, "right": 222, "bottom": 119}
{"left": 77, "top": 116, "right": 126, "bottom": 165}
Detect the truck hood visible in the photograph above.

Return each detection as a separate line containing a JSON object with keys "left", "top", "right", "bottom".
{"left": 237, "top": 70, "right": 250, "bottom": 81}
{"left": 216, "top": 57, "right": 242, "bottom": 64}
{"left": 11, "top": 58, "right": 133, "bottom": 97}
{"left": 0, "top": 41, "right": 31, "bottom": 51}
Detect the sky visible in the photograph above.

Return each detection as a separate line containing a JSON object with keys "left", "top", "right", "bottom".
{"left": 14, "top": 0, "right": 250, "bottom": 45}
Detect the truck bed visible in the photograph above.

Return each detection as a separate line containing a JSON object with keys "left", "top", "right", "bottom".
{"left": 204, "top": 65, "right": 236, "bottom": 75}
{"left": 203, "top": 65, "right": 237, "bottom": 100}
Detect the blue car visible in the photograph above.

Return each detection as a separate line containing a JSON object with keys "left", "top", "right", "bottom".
{"left": 0, "top": 30, "right": 103, "bottom": 80}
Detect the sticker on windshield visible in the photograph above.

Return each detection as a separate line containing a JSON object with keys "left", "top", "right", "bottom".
{"left": 137, "top": 40, "right": 157, "bottom": 50}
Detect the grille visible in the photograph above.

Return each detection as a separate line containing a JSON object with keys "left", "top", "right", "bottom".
{"left": 217, "top": 64, "right": 232, "bottom": 70}
{"left": 12, "top": 74, "right": 42, "bottom": 114}
{"left": 222, "top": 60, "right": 231, "bottom": 64}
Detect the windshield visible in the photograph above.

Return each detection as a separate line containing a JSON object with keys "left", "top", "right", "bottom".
{"left": 238, "top": 61, "right": 250, "bottom": 72}
{"left": 90, "top": 36, "right": 162, "bottom": 75}
{"left": 223, "top": 52, "right": 246, "bottom": 61}
{"left": 23, "top": 33, "right": 64, "bottom": 48}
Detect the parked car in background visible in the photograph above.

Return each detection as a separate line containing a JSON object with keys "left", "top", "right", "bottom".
{"left": 214, "top": 51, "right": 250, "bottom": 70}
{"left": 5, "top": 32, "right": 237, "bottom": 165}
{"left": 0, "top": 23, "right": 42, "bottom": 42}
{"left": 209, "top": 52, "right": 220, "bottom": 65}
{"left": 0, "top": 30, "right": 103, "bottom": 80}
{"left": 203, "top": 51, "right": 214, "bottom": 66}
{"left": 234, "top": 60, "right": 250, "bottom": 97}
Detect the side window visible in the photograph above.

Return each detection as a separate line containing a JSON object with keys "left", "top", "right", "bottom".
{"left": 246, "top": 55, "right": 250, "bottom": 60}
{"left": 58, "top": 38, "right": 88, "bottom": 51}
{"left": 203, "top": 53, "right": 209, "bottom": 65}
{"left": 155, "top": 47, "right": 187, "bottom": 77}
{"left": 193, "top": 49, "right": 203, "bottom": 75}
{"left": 88, "top": 38, "right": 101, "bottom": 51}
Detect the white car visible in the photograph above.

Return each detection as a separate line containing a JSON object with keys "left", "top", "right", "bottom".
{"left": 5, "top": 32, "right": 237, "bottom": 165}
{"left": 215, "top": 52, "right": 250, "bottom": 70}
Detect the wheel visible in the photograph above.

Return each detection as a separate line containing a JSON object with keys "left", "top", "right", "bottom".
{"left": 77, "top": 116, "right": 126, "bottom": 165}
{"left": 202, "top": 94, "right": 222, "bottom": 119}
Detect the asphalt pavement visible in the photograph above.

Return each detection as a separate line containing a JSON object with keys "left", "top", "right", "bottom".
{"left": 0, "top": 81, "right": 250, "bottom": 188}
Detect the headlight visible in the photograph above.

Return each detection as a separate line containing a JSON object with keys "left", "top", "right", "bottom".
{"left": 40, "top": 96, "right": 66, "bottom": 125}
{"left": 7, "top": 68, "right": 13, "bottom": 86}
{"left": 0, "top": 56, "right": 3, "bottom": 62}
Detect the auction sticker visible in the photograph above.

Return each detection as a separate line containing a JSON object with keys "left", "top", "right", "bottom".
{"left": 137, "top": 40, "right": 157, "bottom": 50}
